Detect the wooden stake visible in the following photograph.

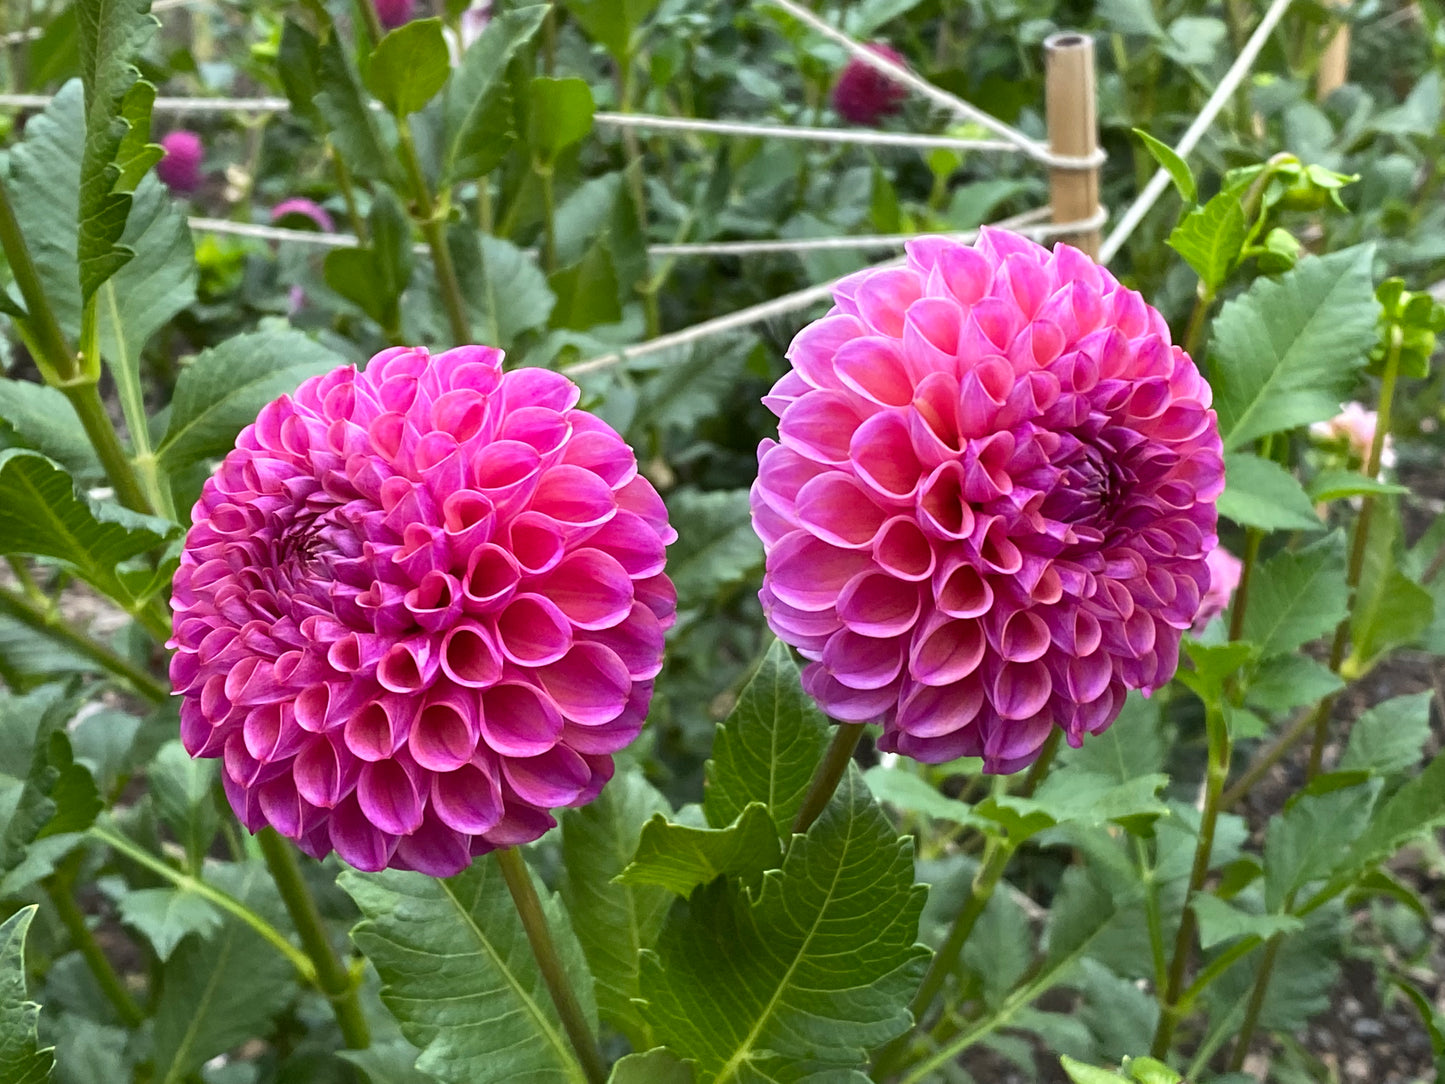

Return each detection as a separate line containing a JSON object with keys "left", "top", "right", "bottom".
{"left": 1044, "top": 32, "right": 1101, "bottom": 259}
{"left": 1316, "top": 0, "right": 1351, "bottom": 100}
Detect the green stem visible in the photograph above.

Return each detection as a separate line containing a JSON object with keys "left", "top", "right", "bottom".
{"left": 494, "top": 847, "right": 607, "bottom": 1084}
{"left": 1227, "top": 527, "right": 1263, "bottom": 643}
{"left": 1137, "top": 839, "right": 1170, "bottom": 996}
{"left": 90, "top": 825, "right": 319, "bottom": 986}
{"left": 791, "top": 723, "right": 865, "bottom": 836}
{"left": 397, "top": 123, "right": 471, "bottom": 345}
{"left": 536, "top": 162, "right": 557, "bottom": 273}
{"left": 1018, "top": 729, "right": 1061, "bottom": 798}
{"left": 350, "top": 0, "right": 384, "bottom": 46}
{"left": 1226, "top": 929, "right": 1285, "bottom": 1070}
{"left": 1221, "top": 699, "right": 1326, "bottom": 809}
{"left": 0, "top": 177, "right": 75, "bottom": 382}
{"left": 330, "top": 148, "right": 368, "bottom": 244}
{"left": 0, "top": 587, "right": 167, "bottom": 702}
{"left": 256, "top": 830, "right": 370, "bottom": 1049}
{"left": 615, "top": 58, "right": 657, "bottom": 337}
{"left": 45, "top": 874, "right": 145, "bottom": 1026}
{"left": 1150, "top": 703, "right": 1230, "bottom": 1059}
{"left": 59, "top": 381, "right": 154, "bottom": 516}
{"left": 1182, "top": 286, "right": 1216, "bottom": 361}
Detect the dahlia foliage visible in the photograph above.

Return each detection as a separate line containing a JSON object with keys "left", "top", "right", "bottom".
{"left": 751, "top": 228, "right": 1224, "bottom": 771}
{"left": 169, "top": 346, "right": 676, "bottom": 874}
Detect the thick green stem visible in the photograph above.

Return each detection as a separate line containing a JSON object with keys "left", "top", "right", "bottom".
{"left": 1019, "top": 729, "right": 1062, "bottom": 798}
{"left": 791, "top": 723, "right": 865, "bottom": 835}
{"left": 494, "top": 847, "right": 607, "bottom": 1084}
{"left": 1226, "top": 527, "right": 1263, "bottom": 643}
{"left": 0, "top": 177, "right": 75, "bottom": 382}
{"left": 1150, "top": 704, "right": 1230, "bottom": 1059}
{"left": 59, "top": 381, "right": 154, "bottom": 516}
{"left": 1226, "top": 927, "right": 1285, "bottom": 1070}
{"left": 331, "top": 149, "right": 368, "bottom": 244}
{"left": 397, "top": 124, "right": 471, "bottom": 345}
{"left": 45, "top": 874, "right": 145, "bottom": 1026}
{"left": 0, "top": 587, "right": 167, "bottom": 702}
{"left": 90, "top": 825, "right": 319, "bottom": 986}
{"left": 350, "top": 0, "right": 384, "bottom": 46}
{"left": 1220, "top": 702, "right": 1324, "bottom": 809}
{"left": 1181, "top": 285, "right": 1216, "bottom": 360}
{"left": 256, "top": 830, "right": 370, "bottom": 1049}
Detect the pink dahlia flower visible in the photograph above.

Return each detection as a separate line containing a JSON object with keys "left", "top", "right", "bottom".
{"left": 751, "top": 228, "right": 1224, "bottom": 771}
{"left": 1309, "top": 401, "right": 1395, "bottom": 474}
{"left": 169, "top": 345, "right": 677, "bottom": 874}
{"left": 374, "top": 0, "right": 414, "bottom": 29}
{"left": 157, "top": 130, "right": 203, "bottom": 194}
{"left": 1192, "top": 547, "right": 1242, "bottom": 634}
{"left": 270, "top": 198, "right": 336, "bottom": 234}
{"left": 832, "top": 44, "right": 909, "bottom": 126}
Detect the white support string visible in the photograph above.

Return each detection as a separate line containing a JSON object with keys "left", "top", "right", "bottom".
{"left": 0, "top": 0, "right": 198, "bottom": 44}
{"left": 592, "top": 112, "right": 1022, "bottom": 155}
{"left": 561, "top": 206, "right": 1112, "bottom": 377}
{"left": 763, "top": 0, "right": 1102, "bottom": 171}
{"left": 1098, "top": 0, "right": 1295, "bottom": 263}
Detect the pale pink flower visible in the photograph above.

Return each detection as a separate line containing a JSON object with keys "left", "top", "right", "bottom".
{"left": 750, "top": 229, "right": 1224, "bottom": 772}
{"left": 1192, "top": 547, "right": 1242, "bottom": 633}
{"left": 170, "top": 346, "right": 676, "bottom": 874}
{"left": 1309, "top": 401, "right": 1395, "bottom": 473}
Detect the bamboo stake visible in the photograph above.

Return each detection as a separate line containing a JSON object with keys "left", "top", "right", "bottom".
{"left": 1316, "top": 0, "right": 1351, "bottom": 99}
{"left": 1045, "top": 33, "right": 1102, "bottom": 258}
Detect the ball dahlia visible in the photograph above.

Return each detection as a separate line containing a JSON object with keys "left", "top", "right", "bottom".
{"left": 751, "top": 228, "right": 1224, "bottom": 771}
{"left": 170, "top": 346, "right": 676, "bottom": 874}
{"left": 373, "top": 0, "right": 415, "bottom": 30}
{"left": 832, "top": 44, "right": 909, "bottom": 126}
{"left": 156, "top": 130, "right": 203, "bottom": 195}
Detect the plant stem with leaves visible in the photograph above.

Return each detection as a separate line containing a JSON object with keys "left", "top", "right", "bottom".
{"left": 494, "top": 847, "right": 607, "bottom": 1084}
{"left": 0, "top": 586, "right": 167, "bottom": 701}
{"left": 396, "top": 124, "right": 472, "bottom": 346}
{"left": 45, "top": 866, "right": 144, "bottom": 1027}
{"left": 791, "top": 723, "right": 865, "bottom": 835}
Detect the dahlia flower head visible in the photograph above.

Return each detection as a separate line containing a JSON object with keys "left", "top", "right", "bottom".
{"left": 832, "top": 44, "right": 909, "bottom": 126}
{"left": 169, "top": 345, "right": 677, "bottom": 875}
{"left": 374, "top": 0, "right": 415, "bottom": 29}
{"left": 1309, "top": 401, "right": 1395, "bottom": 475}
{"left": 751, "top": 228, "right": 1224, "bottom": 772}
{"left": 156, "top": 130, "right": 203, "bottom": 194}
{"left": 1192, "top": 546, "right": 1242, "bottom": 634}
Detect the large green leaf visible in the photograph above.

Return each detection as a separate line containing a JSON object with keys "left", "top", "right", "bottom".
{"left": 150, "top": 863, "right": 298, "bottom": 1084}
{"left": 665, "top": 488, "right": 763, "bottom": 609}
{"left": 0, "top": 449, "right": 177, "bottom": 602}
{"left": 316, "top": 31, "right": 400, "bottom": 183}
{"left": 155, "top": 328, "right": 344, "bottom": 478}
{"left": 0, "top": 908, "right": 52, "bottom": 1084}
{"left": 1237, "top": 533, "right": 1349, "bottom": 657}
{"left": 323, "top": 187, "right": 414, "bottom": 332}
{"left": 528, "top": 77, "right": 595, "bottom": 157}
{"left": 608, "top": 1049, "right": 695, "bottom": 1083}
{"left": 367, "top": 19, "right": 451, "bottom": 116}
{"left": 1210, "top": 246, "right": 1380, "bottom": 450}
{"left": 703, "top": 640, "right": 833, "bottom": 834}
{"left": 342, "top": 862, "right": 593, "bottom": 1084}
{"left": 618, "top": 803, "right": 782, "bottom": 896}
{"left": 1217, "top": 453, "right": 1323, "bottom": 532}
{"left": 558, "top": 770, "right": 672, "bottom": 1049}
{"left": 0, "top": 380, "right": 101, "bottom": 480}
{"left": 1338, "top": 692, "right": 1433, "bottom": 777}
{"left": 639, "top": 769, "right": 929, "bottom": 1083}
{"left": 1191, "top": 894, "right": 1302, "bottom": 949}
{"left": 76, "top": 0, "right": 159, "bottom": 300}
{"left": 449, "top": 229, "right": 557, "bottom": 350}
{"left": 1320, "top": 745, "right": 1445, "bottom": 898}
{"left": 441, "top": 5, "right": 547, "bottom": 183}
{"left": 1264, "top": 781, "right": 1380, "bottom": 909}
{"left": 116, "top": 887, "right": 223, "bottom": 961}
{"left": 1349, "top": 504, "right": 1433, "bottom": 668}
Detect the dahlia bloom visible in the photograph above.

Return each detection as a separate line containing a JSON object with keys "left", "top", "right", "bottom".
{"left": 169, "top": 346, "right": 676, "bottom": 874}
{"left": 156, "top": 130, "right": 203, "bottom": 194}
{"left": 1192, "top": 547, "right": 1241, "bottom": 633}
{"left": 832, "top": 44, "right": 909, "bottom": 126}
{"left": 270, "top": 198, "right": 336, "bottom": 234}
{"left": 374, "top": 0, "right": 414, "bottom": 29}
{"left": 1309, "top": 401, "right": 1395, "bottom": 475}
{"left": 751, "top": 228, "right": 1224, "bottom": 771}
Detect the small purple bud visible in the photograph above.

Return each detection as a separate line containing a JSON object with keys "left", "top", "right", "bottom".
{"left": 156, "top": 130, "right": 203, "bottom": 194}
{"left": 374, "top": 0, "right": 415, "bottom": 30}
{"left": 831, "top": 44, "right": 909, "bottom": 126}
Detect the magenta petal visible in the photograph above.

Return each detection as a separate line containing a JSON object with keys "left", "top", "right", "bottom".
{"left": 538, "top": 644, "right": 631, "bottom": 725}
{"left": 344, "top": 700, "right": 404, "bottom": 762}
{"left": 910, "top": 612, "right": 986, "bottom": 686}
{"left": 432, "top": 758, "right": 505, "bottom": 834}
{"left": 329, "top": 795, "right": 397, "bottom": 872}
{"left": 480, "top": 682, "right": 564, "bottom": 757}
{"left": 794, "top": 473, "right": 888, "bottom": 550}
{"left": 496, "top": 594, "right": 574, "bottom": 666}
{"left": 409, "top": 688, "right": 481, "bottom": 772}
{"left": 357, "top": 759, "right": 424, "bottom": 836}
{"left": 392, "top": 811, "right": 474, "bottom": 877}
{"left": 441, "top": 624, "right": 504, "bottom": 687}
{"left": 502, "top": 744, "right": 591, "bottom": 808}
{"left": 541, "top": 550, "right": 634, "bottom": 631}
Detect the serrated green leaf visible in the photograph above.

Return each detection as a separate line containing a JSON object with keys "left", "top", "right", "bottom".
{"left": 608, "top": 1049, "right": 695, "bottom": 1083}
{"left": 863, "top": 766, "right": 982, "bottom": 826}
{"left": 618, "top": 803, "right": 782, "bottom": 896}
{"left": 961, "top": 889, "right": 1032, "bottom": 1008}
{"left": 1191, "top": 893, "right": 1302, "bottom": 948}
{"left": 76, "top": 0, "right": 159, "bottom": 301}
{"left": 1032, "top": 768, "right": 1170, "bottom": 827}
{"left": 155, "top": 328, "right": 344, "bottom": 477}
{"left": 1306, "top": 468, "right": 1408, "bottom": 503}
{"left": 1339, "top": 692, "right": 1433, "bottom": 776}
{"left": 147, "top": 741, "right": 218, "bottom": 875}
{"left": 1245, "top": 654, "right": 1343, "bottom": 712}
{"left": 1218, "top": 453, "right": 1323, "bottom": 531}
{"left": 151, "top": 862, "right": 298, "bottom": 1084}
{"left": 1168, "top": 192, "right": 1244, "bottom": 291}
{"left": 1264, "top": 780, "right": 1380, "bottom": 909}
{"left": 558, "top": 770, "right": 671, "bottom": 1049}
{"left": 1350, "top": 511, "right": 1433, "bottom": 669}
{"left": 640, "top": 769, "right": 929, "bottom": 1083}
{"left": 1238, "top": 533, "right": 1349, "bottom": 657}
{"left": 629, "top": 338, "right": 751, "bottom": 442}
{"left": 325, "top": 187, "right": 413, "bottom": 330}
{"left": 665, "top": 488, "right": 763, "bottom": 608}
{"left": 1133, "top": 129, "right": 1195, "bottom": 203}
{"left": 316, "top": 32, "right": 399, "bottom": 183}
{"left": 703, "top": 640, "right": 832, "bottom": 834}
{"left": 441, "top": 5, "right": 546, "bottom": 183}
{"left": 0, "top": 449, "right": 177, "bottom": 601}
{"left": 0, "top": 380, "right": 101, "bottom": 479}
{"left": 548, "top": 240, "right": 623, "bottom": 331}
{"left": 343, "top": 862, "right": 593, "bottom": 1084}
{"left": 0, "top": 908, "right": 52, "bottom": 1084}
{"left": 340, "top": 1039, "right": 439, "bottom": 1084}
{"left": 368, "top": 19, "right": 451, "bottom": 116}
{"left": 116, "top": 887, "right": 223, "bottom": 960}
{"left": 1210, "top": 246, "right": 1380, "bottom": 450}
{"left": 1057, "top": 693, "right": 1164, "bottom": 781}
{"left": 449, "top": 228, "right": 557, "bottom": 350}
